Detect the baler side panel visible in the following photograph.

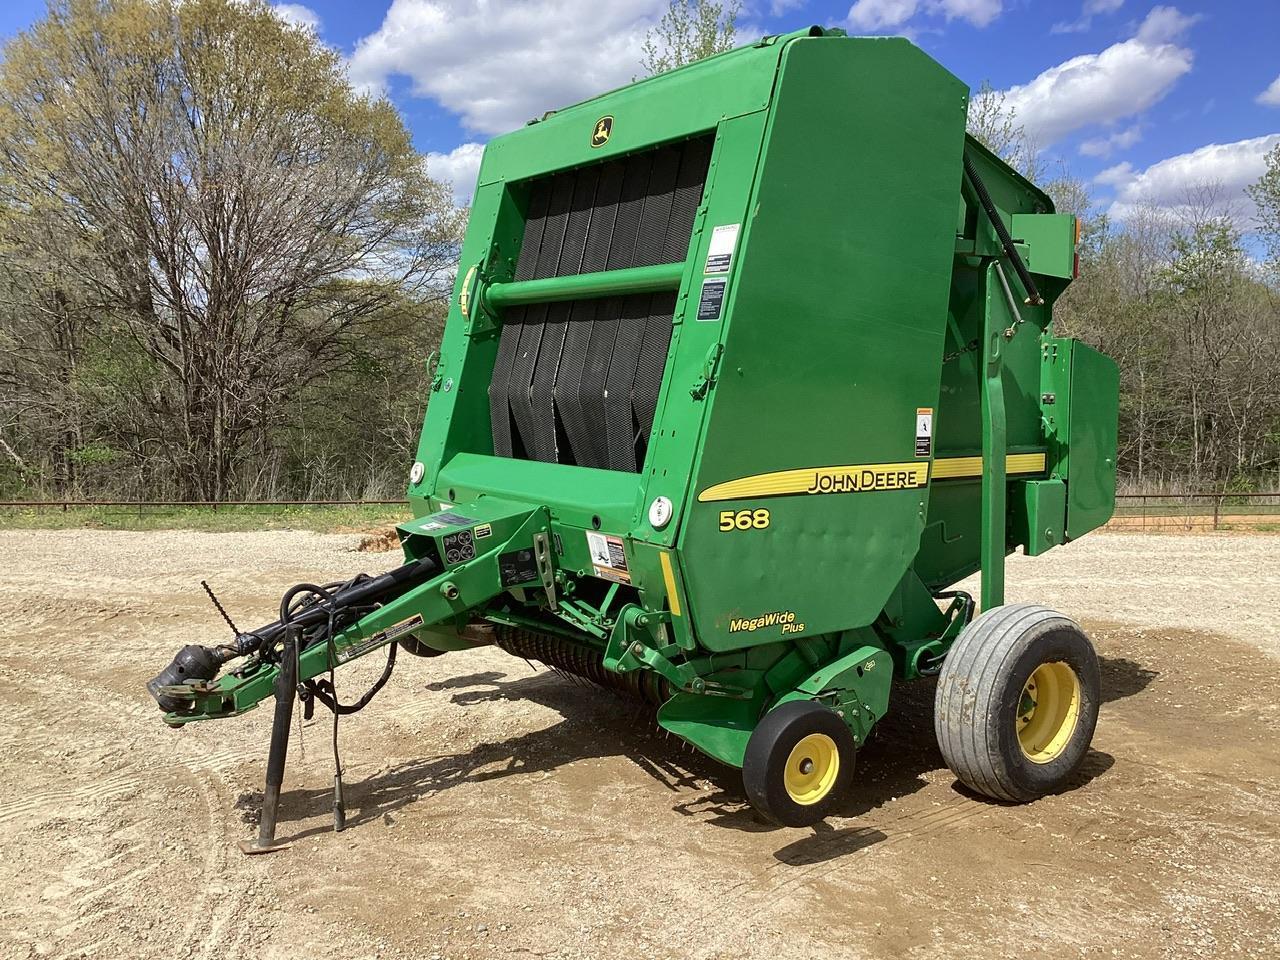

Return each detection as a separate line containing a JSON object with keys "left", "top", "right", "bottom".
{"left": 633, "top": 109, "right": 774, "bottom": 552}
{"left": 682, "top": 37, "right": 970, "bottom": 650}
{"left": 912, "top": 142, "right": 1060, "bottom": 591}
{"left": 410, "top": 179, "right": 525, "bottom": 514}
{"left": 1061, "top": 340, "right": 1120, "bottom": 539}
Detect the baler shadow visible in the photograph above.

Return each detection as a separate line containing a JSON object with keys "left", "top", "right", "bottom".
{"left": 772, "top": 823, "right": 889, "bottom": 864}
{"left": 1099, "top": 656, "right": 1158, "bottom": 703}
{"left": 676, "top": 679, "right": 945, "bottom": 837}
{"left": 243, "top": 667, "right": 728, "bottom": 842}
{"left": 947, "top": 748, "right": 1116, "bottom": 806}
{"left": 245, "top": 653, "right": 1142, "bottom": 846}
{"left": 422, "top": 670, "right": 508, "bottom": 692}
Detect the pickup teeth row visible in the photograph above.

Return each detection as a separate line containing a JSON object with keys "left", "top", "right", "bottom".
{"left": 495, "top": 624, "right": 672, "bottom": 706}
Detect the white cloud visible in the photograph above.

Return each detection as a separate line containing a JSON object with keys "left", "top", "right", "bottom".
{"left": 934, "top": 0, "right": 1001, "bottom": 27}
{"left": 1003, "top": 6, "right": 1195, "bottom": 147}
{"left": 769, "top": 0, "right": 809, "bottom": 15}
{"left": 845, "top": 0, "right": 1001, "bottom": 32}
{"left": 1258, "top": 75, "right": 1280, "bottom": 108}
{"left": 348, "top": 1, "right": 666, "bottom": 136}
{"left": 1102, "top": 134, "right": 1280, "bottom": 227}
{"left": 1078, "top": 123, "right": 1142, "bottom": 158}
{"left": 272, "top": 3, "right": 321, "bottom": 32}
{"left": 1051, "top": 0, "right": 1123, "bottom": 35}
{"left": 1094, "top": 161, "right": 1135, "bottom": 188}
{"left": 1134, "top": 4, "right": 1198, "bottom": 44}
{"left": 427, "top": 142, "right": 484, "bottom": 207}
{"left": 847, "top": 0, "right": 919, "bottom": 30}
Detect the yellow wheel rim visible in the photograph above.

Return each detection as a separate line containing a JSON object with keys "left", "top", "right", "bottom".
{"left": 1016, "top": 661, "right": 1082, "bottom": 764}
{"left": 783, "top": 733, "right": 840, "bottom": 805}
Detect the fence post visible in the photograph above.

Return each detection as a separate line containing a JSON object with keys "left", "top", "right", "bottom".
{"left": 1213, "top": 495, "right": 1221, "bottom": 532}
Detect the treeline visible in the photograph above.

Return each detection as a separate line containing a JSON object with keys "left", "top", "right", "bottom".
{"left": 1, "top": 2, "right": 1278, "bottom": 501}
{"left": 0, "top": 0, "right": 464, "bottom": 501}
{"left": 972, "top": 81, "right": 1280, "bottom": 493}
{"left": 1055, "top": 195, "right": 1280, "bottom": 492}
{"left": 1032, "top": 166, "right": 1280, "bottom": 493}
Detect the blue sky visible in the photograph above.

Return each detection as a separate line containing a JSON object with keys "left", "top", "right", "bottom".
{"left": 3, "top": 1, "right": 1278, "bottom": 227}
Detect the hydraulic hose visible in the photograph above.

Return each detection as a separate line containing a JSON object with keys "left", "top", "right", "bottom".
{"left": 147, "top": 556, "right": 437, "bottom": 712}
{"left": 963, "top": 153, "right": 1044, "bottom": 307}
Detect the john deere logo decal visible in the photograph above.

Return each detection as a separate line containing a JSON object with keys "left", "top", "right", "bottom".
{"left": 591, "top": 116, "right": 613, "bottom": 148}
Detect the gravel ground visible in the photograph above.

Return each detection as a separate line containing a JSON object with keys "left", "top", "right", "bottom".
{"left": 1, "top": 528, "right": 1278, "bottom": 960}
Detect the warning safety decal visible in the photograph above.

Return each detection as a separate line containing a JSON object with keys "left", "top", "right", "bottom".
{"left": 337, "top": 613, "right": 424, "bottom": 663}
{"left": 697, "top": 278, "right": 727, "bottom": 321}
{"left": 585, "top": 531, "right": 630, "bottom": 583}
{"left": 916, "top": 407, "right": 933, "bottom": 458}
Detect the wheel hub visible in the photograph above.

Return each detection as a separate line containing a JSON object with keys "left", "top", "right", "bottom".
{"left": 1016, "top": 662, "right": 1081, "bottom": 764}
{"left": 783, "top": 733, "right": 840, "bottom": 805}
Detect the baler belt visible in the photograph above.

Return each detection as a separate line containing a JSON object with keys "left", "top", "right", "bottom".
{"left": 490, "top": 135, "right": 713, "bottom": 473}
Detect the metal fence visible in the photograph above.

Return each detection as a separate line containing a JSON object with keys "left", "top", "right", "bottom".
{"left": 1111, "top": 491, "right": 1280, "bottom": 531}
{"left": 0, "top": 499, "right": 409, "bottom": 521}
{"left": 0, "top": 494, "right": 1277, "bottom": 531}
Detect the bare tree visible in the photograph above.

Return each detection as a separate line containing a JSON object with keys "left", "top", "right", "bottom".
{"left": 0, "top": 0, "right": 463, "bottom": 499}
{"left": 1247, "top": 142, "right": 1280, "bottom": 277}
{"left": 966, "top": 81, "right": 1042, "bottom": 181}
{"left": 640, "top": 0, "right": 741, "bottom": 77}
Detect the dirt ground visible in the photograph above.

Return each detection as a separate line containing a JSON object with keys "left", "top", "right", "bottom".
{"left": 1, "top": 529, "right": 1278, "bottom": 960}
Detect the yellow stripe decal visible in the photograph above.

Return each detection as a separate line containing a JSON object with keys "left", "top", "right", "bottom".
{"left": 696, "top": 453, "right": 1046, "bottom": 503}
{"left": 659, "top": 551, "right": 682, "bottom": 618}
{"left": 932, "top": 452, "right": 1046, "bottom": 479}
{"left": 698, "top": 461, "right": 929, "bottom": 502}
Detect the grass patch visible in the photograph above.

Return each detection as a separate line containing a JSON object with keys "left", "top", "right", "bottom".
{"left": 0, "top": 503, "right": 408, "bottom": 533}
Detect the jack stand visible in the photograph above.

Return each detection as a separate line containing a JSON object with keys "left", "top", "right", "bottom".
{"left": 239, "top": 623, "right": 300, "bottom": 855}
{"left": 333, "top": 773, "right": 346, "bottom": 832}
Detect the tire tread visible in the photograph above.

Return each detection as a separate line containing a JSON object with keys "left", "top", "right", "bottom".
{"left": 935, "top": 603, "right": 1086, "bottom": 802}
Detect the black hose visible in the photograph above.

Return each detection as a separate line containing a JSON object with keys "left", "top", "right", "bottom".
{"left": 282, "top": 579, "right": 400, "bottom": 834}
{"left": 306, "top": 642, "right": 398, "bottom": 715}
{"left": 963, "top": 153, "right": 1044, "bottom": 307}
{"left": 279, "top": 582, "right": 335, "bottom": 624}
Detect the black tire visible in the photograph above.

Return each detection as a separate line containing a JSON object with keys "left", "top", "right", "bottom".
{"left": 742, "top": 700, "right": 857, "bottom": 827}
{"left": 934, "top": 603, "right": 1100, "bottom": 803}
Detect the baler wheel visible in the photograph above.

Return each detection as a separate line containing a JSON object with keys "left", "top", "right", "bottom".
{"left": 934, "top": 604, "right": 1100, "bottom": 803}
{"left": 742, "top": 700, "right": 856, "bottom": 827}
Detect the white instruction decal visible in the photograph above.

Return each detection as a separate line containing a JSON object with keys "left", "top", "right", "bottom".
{"left": 704, "top": 223, "right": 740, "bottom": 274}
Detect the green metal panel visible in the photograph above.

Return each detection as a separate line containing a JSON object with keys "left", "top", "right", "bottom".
{"left": 680, "top": 37, "right": 969, "bottom": 650}
{"left": 474, "top": 29, "right": 818, "bottom": 189}
{"left": 1065, "top": 342, "right": 1119, "bottom": 538}
{"left": 1011, "top": 478, "right": 1067, "bottom": 556}
{"left": 1012, "top": 213, "right": 1076, "bottom": 280}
